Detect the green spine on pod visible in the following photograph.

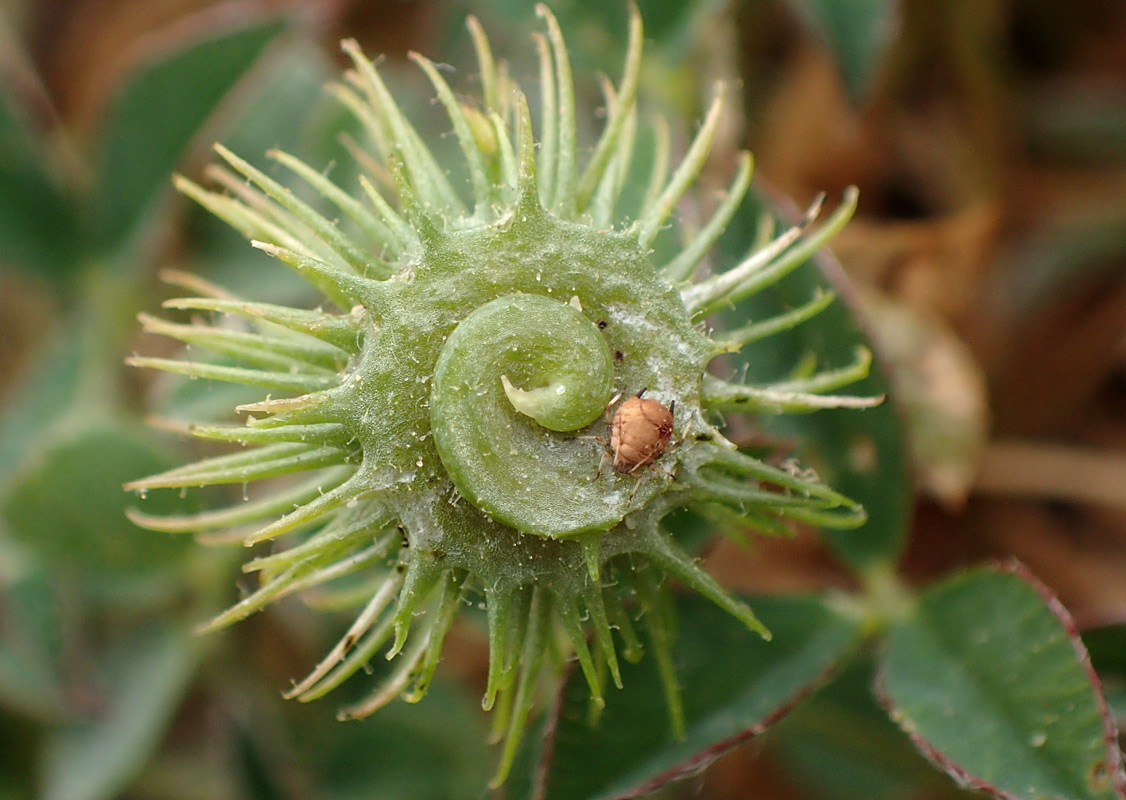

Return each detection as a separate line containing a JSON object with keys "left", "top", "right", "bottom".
{"left": 126, "top": 4, "right": 880, "bottom": 786}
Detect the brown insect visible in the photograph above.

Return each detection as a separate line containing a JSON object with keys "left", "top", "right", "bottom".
{"left": 608, "top": 390, "right": 675, "bottom": 473}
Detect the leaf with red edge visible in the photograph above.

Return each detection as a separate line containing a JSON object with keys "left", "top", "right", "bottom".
{"left": 1083, "top": 623, "right": 1126, "bottom": 727}
{"left": 879, "top": 562, "right": 1126, "bottom": 800}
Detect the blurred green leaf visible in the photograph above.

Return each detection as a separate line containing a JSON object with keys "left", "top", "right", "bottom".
{"left": 0, "top": 711, "right": 38, "bottom": 800}
{"left": 770, "top": 658, "right": 976, "bottom": 800}
{"left": 296, "top": 677, "right": 492, "bottom": 800}
{"left": 505, "top": 711, "right": 551, "bottom": 800}
{"left": 472, "top": 0, "right": 725, "bottom": 89}
{"left": 92, "top": 14, "right": 287, "bottom": 251}
{"left": 178, "top": 40, "right": 345, "bottom": 306}
{"left": 1, "top": 422, "right": 194, "bottom": 579}
{"left": 880, "top": 564, "right": 1125, "bottom": 800}
{"left": 41, "top": 626, "right": 197, "bottom": 800}
{"left": 0, "top": 570, "right": 66, "bottom": 720}
{"left": 216, "top": 40, "right": 335, "bottom": 164}
{"left": 790, "top": 0, "right": 896, "bottom": 98}
{"left": 0, "top": 333, "right": 84, "bottom": 482}
{"left": 0, "top": 84, "right": 79, "bottom": 278}
{"left": 716, "top": 192, "right": 913, "bottom": 573}
{"left": 528, "top": 593, "right": 862, "bottom": 800}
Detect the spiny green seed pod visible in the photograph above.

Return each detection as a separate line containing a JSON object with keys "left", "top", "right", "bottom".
{"left": 127, "top": 5, "right": 878, "bottom": 785}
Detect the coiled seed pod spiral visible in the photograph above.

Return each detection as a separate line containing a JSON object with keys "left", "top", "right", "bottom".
{"left": 126, "top": 5, "right": 879, "bottom": 785}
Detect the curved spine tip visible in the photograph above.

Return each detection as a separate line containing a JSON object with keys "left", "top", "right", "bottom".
{"left": 584, "top": 586, "right": 622, "bottom": 689}
{"left": 482, "top": 587, "right": 513, "bottom": 711}
{"left": 710, "top": 287, "right": 834, "bottom": 354}
{"left": 532, "top": 32, "right": 557, "bottom": 208}
{"left": 342, "top": 39, "right": 466, "bottom": 217}
{"left": 684, "top": 187, "right": 859, "bottom": 316}
{"left": 385, "top": 156, "right": 442, "bottom": 245}
{"left": 537, "top": 4, "right": 577, "bottom": 217}
{"left": 509, "top": 91, "right": 536, "bottom": 203}
{"left": 637, "top": 83, "right": 726, "bottom": 250}
{"left": 250, "top": 240, "right": 383, "bottom": 306}
{"left": 558, "top": 598, "right": 605, "bottom": 709}
{"left": 575, "top": 2, "right": 643, "bottom": 211}
{"left": 336, "top": 627, "right": 432, "bottom": 719}
{"left": 405, "top": 571, "right": 467, "bottom": 703}
{"left": 387, "top": 553, "right": 445, "bottom": 659}
{"left": 284, "top": 570, "right": 404, "bottom": 700}
{"left": 466, "top": 16, "right": 500, "bottom": 114}
{"left": 489, "top": 586, "right": 550, "bottom": 789}
{"left": 409, "top": 51, "right": 493, "bottom": 214}
{"left": 662, "top": 150, "right": 754, "bottom": 283}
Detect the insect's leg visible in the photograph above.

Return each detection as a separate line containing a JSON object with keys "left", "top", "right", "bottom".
{"left": 672, "top": 417, "right": 694, "bottom": 451}
{"left": 604, "top": 392, "right": 623, "bottom": 424}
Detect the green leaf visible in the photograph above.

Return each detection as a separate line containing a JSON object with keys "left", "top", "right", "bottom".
{"left": 215, "top": 40, "right": 335, "bottom": 163}
{"left": 0, "top": 85, "right": 80, "bottom": 278}
{"left": 880, "top": 563, "right": 1126, "bottom": 800}
{"left": 41, "top": 626, "right": 198, "bottom": 800}
{"left": 476, "top": 0, "right": 725, "bottom": 69}
{"left": 528, "top": 593, "right": 862, "bottom": 800}
{"left": 172, "top": 43, "right": 341, "bottom": 304}
{"left": 92, "top": 14, "right": 287, "bottom": 250}
{"left": 770, "top": 658, "right": 979, "bottom": 800}
{"left": 0, "top": 711, "right": 38, "bottom": 799}
{"left": 716, "top": 192, "right": 913, "bottom": 572}
{"left": 211, "top": 663, "right": 492, "bottom": 800}
{"left": 315, "top": 685, "right": 495, "bottom": 800}
{"left": 790, "top": 0, "right": 896, "bottom": 98}
{"left": 1, "top": 422, "right": 194, "bottom": 579}
{"left": 0, "top": 333, "right": 84, "bottom": 481}
{"left": 0, "top": 569, "right": 66, "bottom": 720}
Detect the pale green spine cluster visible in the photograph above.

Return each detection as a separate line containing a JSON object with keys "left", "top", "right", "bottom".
{"left": 127, "top": 5, "right": 877, "bottom": 785}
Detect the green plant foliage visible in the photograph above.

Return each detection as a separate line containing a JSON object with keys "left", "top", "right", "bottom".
{"left": 92, "top": 17, "right": 287, "bottom": 251}
{"left": 770, "top": 659, "right": 978, "bottom": 800}
{"left": 1083, "top": 624, "right": 1126, "bottom": 726}
{"left": 7, "top": 0, "right": 1123, "bottom": 797}
{"left": 1, "top": 423, "right": 194, "bottom": 579}
{"left": 478, "top": 0, "right": 726, "bottom": 70}
{"left": 291, "top": 677, "right": 493, "bottom": 800}
{"left": 0, "top": 88, "right": 79, "bottom": 278}
{"left": 0, "top": 334, "right": 86, "bottom": 481}
{"left": 791, "top": 0, "right": 897, "bottom": 98}
{"left": 126, "top": 7, "right": 877, "bottom": 786}
{"left": 880, "top": 564, "right": 1125, "bottom": 800}
{"left": 0, "top": 570, "right": 66, "bottom": 721}
{"left": 40, "top": 627, "right": 198, "bottom": 800}
{"left": 523, "top": 593, "right": 863, "bottom": 800}
{"left": 2, "top": 0, "right": 1123, "bottom": 797}
{"left": 215, "top": 40, "right": 338, "bottom": 167}
{"left": 716, "top": 196, "right": 912, "bottom": 572}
